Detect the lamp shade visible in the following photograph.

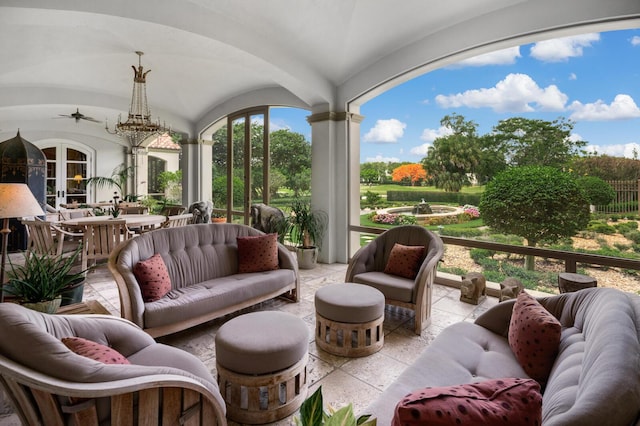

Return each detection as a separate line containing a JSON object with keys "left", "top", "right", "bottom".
{"left": 0, "top": 183, "right": 44, "bottom": 219}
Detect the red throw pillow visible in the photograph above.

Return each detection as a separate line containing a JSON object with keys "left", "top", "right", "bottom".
{"left": 62, "top": 337, "right": 130, "bottom": 365}
{"left": 237, "top": 233, "right": 279, "bottom": 273}
{"left": 508, "top": 291, "right": 561, "bottom": 385}
{"left": 384, "top": 243, "right": 425, "bottom": 279}
{"left": 133, "top": 253, "right": 172, "bottom": 302}
{"left": 392, "top": 378, "right": 542, "bottom": 426}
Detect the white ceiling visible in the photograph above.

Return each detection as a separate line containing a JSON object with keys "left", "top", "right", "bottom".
{"left": 1, "top": 0, "right": 639, "bottom": 144}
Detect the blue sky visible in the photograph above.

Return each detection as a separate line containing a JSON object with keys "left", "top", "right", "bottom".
{"left": 271, "top": 28, "right": 640, "bottom": 164}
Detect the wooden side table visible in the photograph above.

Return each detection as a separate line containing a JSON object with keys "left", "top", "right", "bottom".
{"left": 56, "top": 300, "right": 111, "bottom": 315}
{"left": 558, "top": 273, "right": 597, "bottom": 294}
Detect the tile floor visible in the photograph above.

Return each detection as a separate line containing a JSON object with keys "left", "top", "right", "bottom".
{"left": 0, "top": 261, "right": 499, "bottom": 425}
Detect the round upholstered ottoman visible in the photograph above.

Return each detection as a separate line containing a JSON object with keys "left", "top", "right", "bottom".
{"left": 315, "top": 283, "right": 385, "bottom": 357}
{"left": 215, "top": 311, "right": 308, "bottom": 424}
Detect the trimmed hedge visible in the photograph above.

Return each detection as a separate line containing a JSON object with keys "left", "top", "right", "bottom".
{"left": 387, "top": 191, "right": 481, "bottom": 205}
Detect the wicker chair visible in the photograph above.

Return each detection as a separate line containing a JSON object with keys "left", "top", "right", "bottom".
{"left": 0, "top": 303, "right": 227, "bottom": 426}
{"left": 345, "top": 225, "right": 444, "bottom": 334}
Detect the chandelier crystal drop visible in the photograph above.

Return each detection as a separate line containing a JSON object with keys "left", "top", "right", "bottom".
{"left": 105, "top": 51, "right": 170, "bottom": 146}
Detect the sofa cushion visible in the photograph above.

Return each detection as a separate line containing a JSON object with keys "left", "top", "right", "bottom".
{"left": 508, "top": 291, "right": 561, "bottom": 385}
{"left": 392, "top": 377, "right": 542, "bottom": 426}
{"left": 383, "top": 243, "right": 425, "bottom": 279}
{"left": 133, "top": 253, "right": 172, "bottom": 302}
{"left": 237, "top": 233, "right": 279, "bottom": 273}
{"left": 62, "top": 337, "right": 130, "bottom": 365}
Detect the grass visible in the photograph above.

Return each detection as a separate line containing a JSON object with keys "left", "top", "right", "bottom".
{"left": 360, "top": 184, "right": 484, "bottom": 195}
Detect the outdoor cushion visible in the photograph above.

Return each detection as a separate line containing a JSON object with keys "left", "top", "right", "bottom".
{"left": 237, "top": 233, "right": 279, "bottom": 273}
{"left": 62, "top": 336, "right": 130, "bottom": 365}
{"left": 384, "top": 243, "right": 425, "bottom": 279}
{"left": 133, "top": 253, "right": 172, "bottom": 302}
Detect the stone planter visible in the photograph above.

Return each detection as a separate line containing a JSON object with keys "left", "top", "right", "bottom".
{"left": 296, "top": 247, "right": 317, "bottom": 269}
{"left": 22, "top": 297, "right": 62, "bottom": 314}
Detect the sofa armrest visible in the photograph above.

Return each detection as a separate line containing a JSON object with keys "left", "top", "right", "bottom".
{"left": 345, "top": 240, "right": 378, "bottom": 280}
{"left": 474, "top": 299, "right": 515, "bottom": 337}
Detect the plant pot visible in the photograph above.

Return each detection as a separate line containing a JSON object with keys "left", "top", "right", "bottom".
{"left": 296, "top": 247, "right": 317, "bottom": 269}
{"left": 60, "top": 281, "right": 85, "bottom": 306}
{"left": 22, "top": 297, "right": 62, "bottom": 314}
{"left": 211, "top": 217, "right": 226, "bottom": 223}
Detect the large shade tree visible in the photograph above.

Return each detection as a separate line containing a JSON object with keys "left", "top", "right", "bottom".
{"left": 479, "top": 166, "right": 590, "bottom": 270}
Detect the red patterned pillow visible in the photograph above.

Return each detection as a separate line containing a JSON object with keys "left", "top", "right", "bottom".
{"left": 237, "top": 233, "right": 279, "bottom": 273}
{"left": 508, "top": 291, "right": 561, "bottom": 385}
{"left": 392, "top": 378, "right": 542, "bottom": 426}
{"left": 384, "top": 243, "right": 425, "bottom": 279}
{"left": 133, "top": 253, "right": 172, "bottom": 302}
{"left": 62, "top": 337, "right": 130, "bottom": 365}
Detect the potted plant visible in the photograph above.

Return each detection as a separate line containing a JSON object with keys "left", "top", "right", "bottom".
{"left": 5, "top": 246, "right": 86, "bottom": 313}
{"left": 294, "top": 386, "right": 376, "bottom": 426}
{"left": 288, "top": 198, "right": 328, "bottom": 269}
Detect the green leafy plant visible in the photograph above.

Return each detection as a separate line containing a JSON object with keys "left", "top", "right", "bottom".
{"left": 294, "top": 386, "right": 376, "bottom": 426}
{"left": 86, "top": 163, "right": 133, "bottom": 196}
{"left": 6, "top": 247, "right": 86, "bottom": 303}
{"left": 289, "top": 198, "right": 328, "bottom": 249}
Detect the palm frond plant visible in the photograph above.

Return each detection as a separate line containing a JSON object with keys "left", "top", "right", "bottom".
{"left": 289, "top": 198, "right": 328, "bottom": 249}
{"left": 86, "top": 163, "right": 133, "bottom": 198}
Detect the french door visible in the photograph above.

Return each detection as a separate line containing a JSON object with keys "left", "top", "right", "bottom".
{"left": 41, "top": 144, "right": 92, "bottom": 208}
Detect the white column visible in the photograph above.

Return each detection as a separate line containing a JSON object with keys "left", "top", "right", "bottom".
{"left": 308, "top": 110, "right": 364, "bottom": 264}
{"left": 180, "top": 138, "right": 213, "bottom": 206}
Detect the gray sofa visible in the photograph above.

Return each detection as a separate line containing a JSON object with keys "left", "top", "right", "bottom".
{"left": 366, "top": 287, "right": 640, "bottom": 425}
{"left": 108, "top": 223, "right": 299, "bottom": 337}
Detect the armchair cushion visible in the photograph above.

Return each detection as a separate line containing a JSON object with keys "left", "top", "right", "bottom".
{"left": 133, "top": 253, "right": 172, "bottom": 302}
{"left": 384, "top": 243, "right": 425, "bottom": 279}
{"left": 62, "top": 336, "right": 130, "bottom": 365}
{"left": 237, "top": 233, "right": 279, "bottom": 273}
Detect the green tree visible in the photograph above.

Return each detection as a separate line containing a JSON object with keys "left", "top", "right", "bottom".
{"left": 422, "top": 114, "right": 481, "bottom": 192}
{"left": 270, "top": 129, "right": 312, "bottom": 196}
{"left": 479, "top": 166, "right": 590, "bottom": 270}
{"left": 576, "top": 176, "right": 616, "bottom": 206}
{"left": 570, "top": 155, "right": 640, "bottom": 180}
{"left": 360, "top": 162, "right": 387, "bottom": 185}
{"left": 491, "top": 117, "right": 586, "bottom": 169}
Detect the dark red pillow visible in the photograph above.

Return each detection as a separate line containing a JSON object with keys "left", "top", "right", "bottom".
{"left": 237, "top": 233, "right": 279, "bottom": 273}
{"left": 508, "top": 291, "right": 561, "bottom": 385}
{"left": 62, "top": 337, "right": 130, "bottom": 365}
{"left": 133, "top": 253, "right": 172, "bottom": 302}
{"left": 392, "top": 378, "right": 542, "bottom": 426}
{"left": 384, "top": 243, "right": 425, "bottom": 279}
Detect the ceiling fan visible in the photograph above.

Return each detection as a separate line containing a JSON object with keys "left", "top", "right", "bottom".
{"left": 56, "top": 108, "right": 101, "bottom": 123}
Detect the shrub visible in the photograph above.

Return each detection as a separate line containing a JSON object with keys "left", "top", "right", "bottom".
{"left": 469, "top": 248, "right": 495, "bottom": 262}
{"left": 438, "top": 228, "right": 485, "bottom": 238}
{"left": 586, "top": 220, "right": 616, "bottom": 234}
{"left": 625, "top": 231, "right": 640, "bottom": 244}
{"left": 576, "top": 176, "right": 616, "bottom": 206}
{"left": 369, "top": 212, "right": 417, "bottom": 225}
{"left": 615, "top": 221, "right": 638, "bottom": 234}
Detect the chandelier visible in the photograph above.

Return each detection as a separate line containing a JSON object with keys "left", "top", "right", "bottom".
{"left": 105, "top": 51, "right": 170, "bottom": 146}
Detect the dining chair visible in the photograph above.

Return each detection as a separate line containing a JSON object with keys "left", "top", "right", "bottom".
{"left": 21, "top": 219, "right": 83, "bottom": 258}
{"left": 160, "top": 205, "right": 187, "bottom": 216}
{"left": 81, "top": 220, "right": 133, "bottom": 270}
{"left": 119, "top": 205, "right": 149, "bottom": 215}
{"left": 162, "top": 213, "right": 195, "bottom": 228}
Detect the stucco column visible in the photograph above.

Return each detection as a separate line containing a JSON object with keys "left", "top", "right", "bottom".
{"left": 131, "top": 146, "right": 148, "bottom": 198}
{"left": 180, "top": 138, "right": 213, "bottom": 206}
{"left": 307, "top": 110, "right": 364, "bottom": 264}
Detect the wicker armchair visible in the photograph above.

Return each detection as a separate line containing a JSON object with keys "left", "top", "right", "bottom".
{"left": 345, "top": 225, "right": 444, "bottom": 334}
{"left": 0, "top": 303, "right": 227, "bottom": 425}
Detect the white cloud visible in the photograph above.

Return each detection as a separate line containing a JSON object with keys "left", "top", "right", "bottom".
{"left": 585, "top": 143, "right": 640, "bottom": 158}
{"left": 363, "top": 119, "right": 406, "bottom": 143}
{"left": 364, "top": 154, "right": 400, "bottom": 163}
{"left": 454, "top": 47, "right": 521, "bottom": 67}
{"left": 568, "top": 133, "right": 583, "bottom": 143}
{"left": 435, "top": 73, "right": 567, "bottom": 113}
{"left": 569, "top": 73, "right": 577, "bottom": 80}
{"left": 410, "top": 143, "right": 431, "bottom": 157}
{"left": 530, "top": 33, "right": 600, "bottom": 62}
{"left": 631, "top": 36, "right": 640, "bottom": 46}
{"left": 420, "top": 126, "right": 454, "bottom": 142}
{"left": 569, "top": 94, "right": 640, "bottom": 121}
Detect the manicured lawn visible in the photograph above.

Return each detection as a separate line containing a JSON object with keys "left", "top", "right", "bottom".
{"left": 360, "top": 184, "right": 484, "bottom": 195}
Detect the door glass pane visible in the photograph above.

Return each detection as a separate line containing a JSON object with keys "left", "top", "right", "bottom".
{"left": 65, "top": 148, "right": 88, "bottom": 205}
{"left": 231, "top": 117, "right": 245, "bottom": 221}
{"left": 43, "top": 147, "right": 56, "bottom": 207}
{"left": 250, "top": 114, "right": 265, "bottom": 206}
{"left": 212, "top": 123, "right": 229, "bottom": 215}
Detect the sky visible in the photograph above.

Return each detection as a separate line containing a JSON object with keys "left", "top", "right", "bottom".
{"left": 271, "top": 28, "right": 640, "bottom": 164}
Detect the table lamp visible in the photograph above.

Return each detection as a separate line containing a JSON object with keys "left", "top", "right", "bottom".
{"left": 0, "top": 183, "right": 44, "bottom": 302}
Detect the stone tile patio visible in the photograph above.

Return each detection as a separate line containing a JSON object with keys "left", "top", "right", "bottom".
{"left": 0, "top": 260, "right": 498, "bottom": 425}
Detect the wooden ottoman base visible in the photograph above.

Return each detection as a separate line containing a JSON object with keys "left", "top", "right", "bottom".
{"left": 217, "top": 354, "right": 308, "bottom": 424}
{"left": 316, "top": 312, "right": 384, "bottom": 357}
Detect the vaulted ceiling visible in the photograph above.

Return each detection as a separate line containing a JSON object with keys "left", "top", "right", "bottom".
{"left": 1, "top": 1, "right": 639, "bottom": 145}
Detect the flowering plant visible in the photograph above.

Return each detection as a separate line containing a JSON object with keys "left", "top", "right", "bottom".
{"left": 369, "top": 212, "right": 417, "bottom": 225}
{"left": 460, "top": 204, "right": 480, "bottom": 221}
